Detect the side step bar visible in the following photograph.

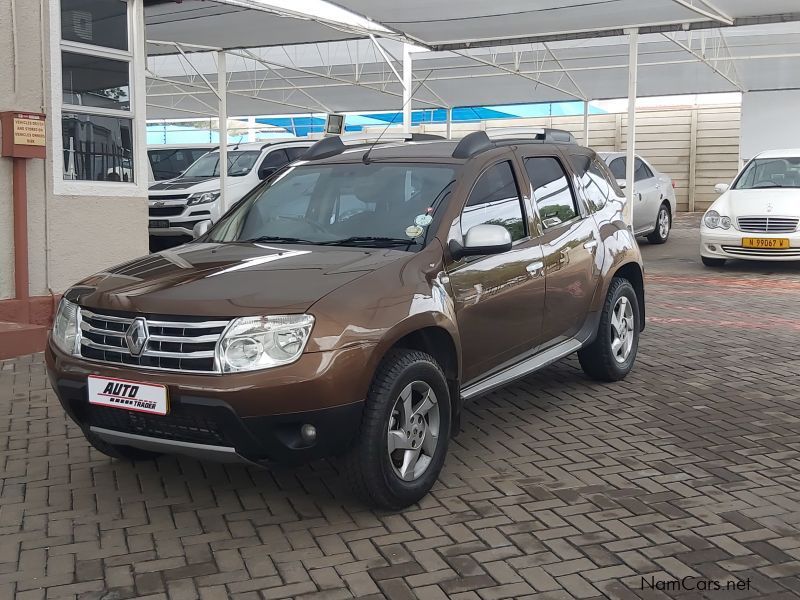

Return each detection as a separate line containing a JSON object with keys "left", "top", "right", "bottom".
{"left": 460, "top": 339, "right": 582, "bottom": 401}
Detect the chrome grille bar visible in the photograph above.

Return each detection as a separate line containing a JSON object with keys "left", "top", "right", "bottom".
{"left": 737, "top": 216, "right": 799, "bottom": 233}
{"left": 79, "top": 309, "right": 228, "bottom": 373}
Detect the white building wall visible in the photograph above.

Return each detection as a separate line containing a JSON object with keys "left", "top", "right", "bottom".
{"left": 741, "top": 90, "right": 800, "bottom": 161}
{"left": 0, "top": 0, "right": 147, "bottom": 303}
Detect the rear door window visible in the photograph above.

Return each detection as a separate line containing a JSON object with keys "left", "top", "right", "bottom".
{"left": 570, "top": 154, "right": 611, "bottom": 212}
{"left": 524, "top": 157, "right": 579, "bottom": 228}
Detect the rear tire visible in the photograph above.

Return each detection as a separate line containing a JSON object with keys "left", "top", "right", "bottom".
{"left": 341, "top": 349, "right": 451, "bottom": 510}
{"left": 701, "top": 256, "right": 726, "bottom": 267}
{"left": 86, "top": 432, "right": 162, "bottom": 461}
{"left": 646, "top": 203, "right": 671, "bottom": 244}
{"left": 579, "top": 278, "right": 640, "bottom": 382}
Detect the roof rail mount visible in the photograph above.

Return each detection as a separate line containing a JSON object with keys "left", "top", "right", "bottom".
{"left": 304, "top": 136, "right": 346, "bottom": 161}
{"left": 452, "top": 131, "right": 493, "bottom": 159}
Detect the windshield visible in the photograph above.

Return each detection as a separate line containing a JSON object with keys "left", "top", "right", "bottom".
{"left": 734, "top": 157, "right": 800, "bottom": 189}
{"left": 182, "top": 150, "right": 261, "bottom": 178}
{"left": 207, "top": 162, "right": 457, "bottom": 248}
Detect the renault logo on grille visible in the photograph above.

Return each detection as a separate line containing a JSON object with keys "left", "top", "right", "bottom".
{"left": 125, "top": 318, "right": 149, "bottom": 356}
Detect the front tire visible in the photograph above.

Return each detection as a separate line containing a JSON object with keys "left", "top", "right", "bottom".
{"left": 86, "top": 432, "right": 162, "bottom": 461}
{"left": 701, "top": 256, "right": 726, "bottom": 267}
{"left": 646, "top": 203, "right": 671, "bottom": 244}
{"left": 342, "top": 349, "right": 451, "bottom": 510}
{"left": 579, "top": 278, "right": 640, "bottom": 382}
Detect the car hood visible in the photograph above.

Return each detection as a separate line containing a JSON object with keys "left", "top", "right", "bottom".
{"left": 69, "top": 243, "right": 409, "bottom": 316}
{"left": 714, "top": 189, "right": 800, "bottom": 219}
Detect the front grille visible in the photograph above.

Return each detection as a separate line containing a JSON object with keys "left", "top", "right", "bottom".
{"left": 149, "top": 206, "right": 184, "bottom": 217}
{"left": 722, "top": 245, "right": 800, "bottom": 257}
{"left": 84, "top": 404, "right": 230, "bottom": 446}
{"left": 737, "top": 216, "right": 799, "bottom": 233}
{"left": 149, "top": 194, "right": 190, "bottom": 201}
{"left": 79, "top": 309, "right": 228, "bottom": 373}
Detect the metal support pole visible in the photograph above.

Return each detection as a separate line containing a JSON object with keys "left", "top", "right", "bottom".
{"left": 583, "top": 101, "right": 590, "bottom": 147}
{"left": 625, "top": 29, "right": 639, "bottom": 229}
{"left": 446, "top": 107, "right": 452, "bottom": 139}
{"left": 402, "top": 43, "right": 412, "bottom": 135}
{"left": 12, "top": 158, "right": 29, "bottom": 323}
{"left": 247, "top": 116, "right": 256, "bottom": 142}
{"left": 217, "top": 51, "right": 228, "bottom": 211}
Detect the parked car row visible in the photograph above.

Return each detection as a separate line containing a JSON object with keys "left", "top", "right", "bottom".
{"left": 47, "top": 128, "right": 799, "bottom": 512}
{"left": 146, "top": 142, "right": 679, "bottom": 251}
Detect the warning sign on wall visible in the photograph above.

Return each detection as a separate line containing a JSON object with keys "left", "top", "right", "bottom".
{"left": 1, "top": 112, "right": 47, "bottom": 158}
{"left": 13, "top": 118, "right": 46, "bottom": 147}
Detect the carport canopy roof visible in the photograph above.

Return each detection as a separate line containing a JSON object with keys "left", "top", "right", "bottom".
{"left": 144, "top": 0, "right": 800, "bottom": 118}
{"left": 143, "top": 0, "right": 393, "bottom": 55}
{"left": 333, "top": 0, "right": 800, "bottom": 49}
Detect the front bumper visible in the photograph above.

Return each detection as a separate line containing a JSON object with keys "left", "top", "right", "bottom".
{"left": 700, "top": 229, "right": 800, "bottom": 261}
{"left": 148, "top": 200, "right": 221, "bottom": 237}
{"left": 46, "top": 341, "right": 374, "bottom": 464}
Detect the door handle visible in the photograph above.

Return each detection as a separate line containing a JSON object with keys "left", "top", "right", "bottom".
{"left": 584, "top": 240, "right": 598, "bottom": 252}
{"left": 526, "top": 261, "right": 545, "bottom": 278}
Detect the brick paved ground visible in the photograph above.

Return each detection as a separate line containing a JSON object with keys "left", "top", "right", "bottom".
{"left": 2, "top": 215, "right": 800, "bottom": 600}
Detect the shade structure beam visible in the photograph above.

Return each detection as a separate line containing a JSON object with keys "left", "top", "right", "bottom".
{"left": 225, "top": 50, "right": 446, "bottom": 108}
{"left": 542, "top": 42, "right": 588, "bottom": 101}
{"left": 670, "top": 0, "right": 734, "bottom": 26}
{"left": 661, "top": 30, "right": 746, "bottom": 91}
{"left": 241, "top": 49, "right": 334, "bottom": 112}
{"left": 451, "top": 49, "right": 587, "bottom": 102}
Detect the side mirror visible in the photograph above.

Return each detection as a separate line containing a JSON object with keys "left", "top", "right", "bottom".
{"left": 714, "top": 183, "right": 729, "bottom": 194}
{"left": 616, "top": 179, "right": 627, "bottom": 189}
{"left": 258, "top": 166, "right": 278, "bottom": 180}
{"left": 192, "top": 220, "right": 212, "bottom": 239}
{"left": 451, "top": 224, "right": 512, "bottom": 259}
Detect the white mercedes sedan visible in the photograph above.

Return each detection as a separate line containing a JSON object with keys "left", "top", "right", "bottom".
{"left": 701, "top": 149, "right": 800, "bottom": 266}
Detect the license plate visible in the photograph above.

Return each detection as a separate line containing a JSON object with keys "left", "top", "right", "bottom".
{"left": 150, "top": 220, "right": 170, "bottom": 229}
{"left": 88, "top": 376, "right": 169, "bottom": 415}
{"left": 742, "top": 238, "right": 790, "bottom": 249}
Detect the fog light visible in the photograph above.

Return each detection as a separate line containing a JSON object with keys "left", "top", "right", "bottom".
{"left": 300, "top": 424, "right": 317, "bottom": 443}
{"left": 708, "top": 244, "right": 717, "bottom": 251}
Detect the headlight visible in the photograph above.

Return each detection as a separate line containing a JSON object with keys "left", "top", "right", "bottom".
{"left": 217, "top": 314, "right": 314, "bottom": 373}
{"left": 52, "top": 298, "right": 81, "bottom": 355}
{"left": 186, "top": 191, "right": 220, "bottom": 206}
{"left": 703, "top": 210, "right": 731, "bottom": 229}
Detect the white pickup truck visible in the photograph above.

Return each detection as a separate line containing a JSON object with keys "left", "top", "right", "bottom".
{"left": 147, "top": 140, "right": 311, "bottom": 248}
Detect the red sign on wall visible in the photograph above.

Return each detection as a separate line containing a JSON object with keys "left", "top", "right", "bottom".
{"left": 1, "top": 112, "right": 47, "bottom": 159}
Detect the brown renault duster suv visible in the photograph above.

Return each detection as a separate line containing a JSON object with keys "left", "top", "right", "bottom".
{"left": 47, "top": 129, "right": 645, "bottom": 509}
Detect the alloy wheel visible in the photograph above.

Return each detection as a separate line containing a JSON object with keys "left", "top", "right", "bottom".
{"left": 387, "top": 381, "right": 440, "bottom": 481}
{"left": 610, "top": 296, "right": 635, "bottom": 363}
{"left": 658, "top": 208, "right": 670, "bottom": 238}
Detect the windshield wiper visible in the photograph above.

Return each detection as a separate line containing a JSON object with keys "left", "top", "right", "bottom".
{"left": 320, "top": 236, "right": 418, "bottom": 247}
{"left": 241, "top": 236, "right": 316, "bottom": 244}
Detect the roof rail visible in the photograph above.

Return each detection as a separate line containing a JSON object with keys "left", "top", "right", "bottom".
{"left": 303, "top": 132, "right": 446, "bottom": 161}
{"left": 452, "top": 128, "right": 576, "bottom": 159}
{"left": 485, "top": 127, "right": 576, "bottom": 143}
